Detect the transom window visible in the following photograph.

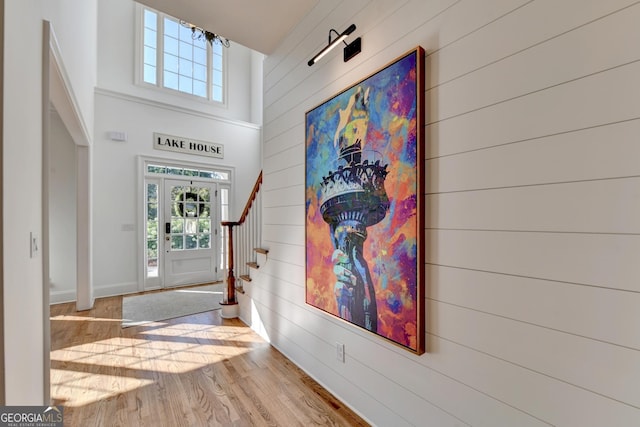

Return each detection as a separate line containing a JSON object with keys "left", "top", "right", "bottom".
{"left": 146, "top": 163, "right": 230, "bottom": 180}
{"left": 141, "top": 7, "right": 225, "bottom": 103}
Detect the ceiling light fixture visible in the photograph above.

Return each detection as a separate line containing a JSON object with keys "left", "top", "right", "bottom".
{"left": 308, "top": 24, "right": 361, "bottom": 66}
{"left": 180, "top": 21, "right": 230, "bottom": 48}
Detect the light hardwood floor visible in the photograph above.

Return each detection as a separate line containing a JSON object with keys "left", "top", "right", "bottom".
{"left": 50, "top": 289, "right": 369, "bottom": 427}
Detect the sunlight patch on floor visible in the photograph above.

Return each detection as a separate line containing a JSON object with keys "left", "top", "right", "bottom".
{"left": 51, "top": 369, "right": 155, "bottom": 407}
{"left": 50, "top": 321, "right": 259, "bottom": 408}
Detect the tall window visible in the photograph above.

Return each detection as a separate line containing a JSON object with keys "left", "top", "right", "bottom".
{"left": 219, "top": 187, "right": 230, "bottom": 272}
{"left": 142, "top": 7, "right": 225, "bottom": 103}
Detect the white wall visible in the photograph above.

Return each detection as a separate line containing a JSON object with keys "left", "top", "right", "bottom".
{"left": 49, "top": 109, "right": 77, "bottom": 303}
{"left": 3, "top": 0, "right": 96, "bottom": 405}
{"left": 93, "top": 0, "right": 262, "bottom": 297}
{"left": 92, "top": 93, "right": 261, "bottom": 296}
{"left": 257, "top": 0, "right": 640, "bottom": 425}
{"left": 3, "top": 0, "right": 45, "bottom": 405}
{"left": 251, "top": 50, "right": 265, "bottom": 126}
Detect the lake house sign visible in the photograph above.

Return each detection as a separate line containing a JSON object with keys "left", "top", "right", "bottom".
{"left": 153, "top": 132, "right": 224, "bottom": 159}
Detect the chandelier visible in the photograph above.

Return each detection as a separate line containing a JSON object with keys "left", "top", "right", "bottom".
{"left": 179, "top": 21, "right": 230, "bottom": 48}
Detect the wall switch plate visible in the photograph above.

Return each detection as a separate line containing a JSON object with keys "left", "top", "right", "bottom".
{"left": 336, "top": 342, "right": 345, "bottom": 363}
{"left": 30, "top": 232, "right": 39, "bottom": 258}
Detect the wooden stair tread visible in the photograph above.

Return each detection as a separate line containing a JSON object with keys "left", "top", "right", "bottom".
{"left": 254, "top": 248, "right": 269, "bottom": 255}
{"left": 239, "top": 274, "right": 252, "bottom": 282}
{"left": 247, "top": 262, "right": 259, "bottom": 269}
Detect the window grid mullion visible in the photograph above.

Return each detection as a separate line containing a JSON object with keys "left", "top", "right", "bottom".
{"left": 208, "top": 41, "right": 213, "bottom": 100}
{"left": 157, "top": 13, "right": 164, "bottom": 90}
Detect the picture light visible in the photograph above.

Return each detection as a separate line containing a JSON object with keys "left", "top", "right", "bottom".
{"left": 308, "top": 24, "right": 361, "bottom": 66}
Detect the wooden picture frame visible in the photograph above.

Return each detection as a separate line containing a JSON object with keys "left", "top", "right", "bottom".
{"left": 305, "top": 47, "right": 425, "bottom": 354}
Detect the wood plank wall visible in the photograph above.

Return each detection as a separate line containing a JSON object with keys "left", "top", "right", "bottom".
{"left": 256, "top": 0, "right": 640, "bottom": 425}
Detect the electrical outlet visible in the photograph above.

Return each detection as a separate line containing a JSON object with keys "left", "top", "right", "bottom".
{"left": 336, "top": 342, "right": 345, "bottom": 363}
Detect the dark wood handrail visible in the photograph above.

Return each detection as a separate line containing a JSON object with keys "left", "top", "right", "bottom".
{"left": 220, "top": 171, "right": 262, "bottom": 308}
{"left": 238, "top": 171, "right": 262, "bottom": 225}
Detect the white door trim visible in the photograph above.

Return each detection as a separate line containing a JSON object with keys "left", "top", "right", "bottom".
{"left": 138, "top": 156, "right": 234, "bottom": 292}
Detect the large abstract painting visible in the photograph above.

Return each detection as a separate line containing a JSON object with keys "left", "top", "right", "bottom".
{"left": 305, "top": 47, "right": 425, "bottom": 354}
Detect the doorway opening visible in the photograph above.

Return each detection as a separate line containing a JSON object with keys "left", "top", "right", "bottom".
{"left": 141, "top": 159, "right": 231, "bottom": 290}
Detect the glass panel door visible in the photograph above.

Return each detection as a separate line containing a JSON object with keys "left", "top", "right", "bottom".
{"left": 163, "top": 179, "right": 218, "bottom": 287}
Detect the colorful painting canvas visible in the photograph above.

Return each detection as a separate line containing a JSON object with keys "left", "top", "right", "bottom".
{"left": 305, "top": 47, "right": 425, "bottom": 354}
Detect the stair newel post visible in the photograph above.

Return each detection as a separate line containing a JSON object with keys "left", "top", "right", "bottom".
{"left": 220, "top": 220, "right": 239, "bottom": 318}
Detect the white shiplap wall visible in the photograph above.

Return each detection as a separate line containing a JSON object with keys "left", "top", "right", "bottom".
{"left": 256, "top": 0, "right": 640, "bottom": 425}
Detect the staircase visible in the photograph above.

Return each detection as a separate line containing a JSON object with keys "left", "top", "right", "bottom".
{"left": 220, "top": 172, "right": 267, "bottom": 319}
{"left": 239, "top": 247, "right": 268, "bottom": 285}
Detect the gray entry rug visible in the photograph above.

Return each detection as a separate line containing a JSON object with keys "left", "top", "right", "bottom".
{"left": 122, "top": 283, "right": 224, "bottom": 328}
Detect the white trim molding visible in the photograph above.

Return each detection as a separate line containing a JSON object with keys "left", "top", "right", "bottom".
{"left": 95, "top": 87, "right": 261, "bottom": 130}
{"left": 48, "top": 28, "right": 92, "bottom": 147}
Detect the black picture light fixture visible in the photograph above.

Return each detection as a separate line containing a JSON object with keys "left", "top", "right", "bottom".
{"left": 308, "top": 24, "right": 362, "bottom": 66}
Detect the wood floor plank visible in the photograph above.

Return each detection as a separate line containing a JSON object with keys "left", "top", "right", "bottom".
{"left": 50, "top": 290, "right": 369, "bottom": 426}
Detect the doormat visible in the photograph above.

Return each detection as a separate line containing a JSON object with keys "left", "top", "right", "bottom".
{"left": 122, "top": 283, "right": 224, "bottom": 328}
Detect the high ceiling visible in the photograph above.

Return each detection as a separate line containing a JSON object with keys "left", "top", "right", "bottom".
{"left": 136, "top": 0, "right": 319, "bottom": 55}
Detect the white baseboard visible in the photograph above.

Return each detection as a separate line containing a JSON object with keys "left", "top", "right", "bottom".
{"left": 94, "top": 281, "right": 139, "bottom": 299}
{"left": 50, "top": 289, "right": 76, "bottom": 305}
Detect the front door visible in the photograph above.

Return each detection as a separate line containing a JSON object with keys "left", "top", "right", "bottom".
{"left": 163, "top": 179, "right": 218, "bottom": 287}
